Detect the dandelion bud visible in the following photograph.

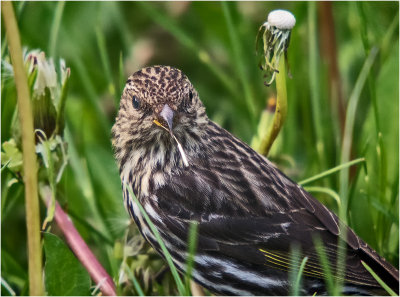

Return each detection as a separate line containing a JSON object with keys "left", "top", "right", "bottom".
{"left": 25, "top": 50, "right": 70, "bottom": 139}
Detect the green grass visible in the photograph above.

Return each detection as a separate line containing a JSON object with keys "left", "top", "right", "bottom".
{"left": 126, "top": 186, "right": 186, "bottom": 295}
{"left": 361, "top": 261, "right": 397, "bottom": 296}
{"left": 1, "top": 2, "right": 398, "bottom": 296}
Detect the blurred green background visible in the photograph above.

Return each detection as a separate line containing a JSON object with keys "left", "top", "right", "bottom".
{"left": 1, "top": 1, "right": 399, "bottom": 295}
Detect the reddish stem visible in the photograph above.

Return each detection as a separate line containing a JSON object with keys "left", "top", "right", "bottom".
{"left": 53, "top": 201, "right": 117, "bottom": 296}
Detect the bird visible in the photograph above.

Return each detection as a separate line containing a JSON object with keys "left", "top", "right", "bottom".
{"left": 112, "top": 65, "right": 399, "bottom": 295}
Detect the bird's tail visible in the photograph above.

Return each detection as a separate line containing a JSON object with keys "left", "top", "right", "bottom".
{"left": 359, "top": 242, "right": 399, "bottom": 295}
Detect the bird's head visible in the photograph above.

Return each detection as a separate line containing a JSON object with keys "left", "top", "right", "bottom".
{"left": 112, "top": 66, "right": 208, "bottom": 170}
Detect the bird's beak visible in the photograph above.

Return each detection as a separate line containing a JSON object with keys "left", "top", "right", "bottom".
{"left": 154, "top": 104, "right": 175, "bottom": 135}
{"left": 153, "top": 104, "right": 189, "bottom": 167}
{"left": 160, "top": 104, "right": 174, "bottom": 131}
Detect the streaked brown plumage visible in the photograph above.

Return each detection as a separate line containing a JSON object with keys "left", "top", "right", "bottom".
{"left": 112, "top": 65, "right": 399, "bottom": 295}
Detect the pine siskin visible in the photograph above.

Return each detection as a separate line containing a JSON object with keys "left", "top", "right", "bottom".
{"left": 112, "top": 65, "right": 399, "bottom": 295}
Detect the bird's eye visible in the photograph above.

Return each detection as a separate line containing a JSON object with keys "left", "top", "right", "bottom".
{"left": 189, "top": 91, "right": 193, "bottom": 101}
{"left": 132, "top": 95, "right": 140, "bottom": 109}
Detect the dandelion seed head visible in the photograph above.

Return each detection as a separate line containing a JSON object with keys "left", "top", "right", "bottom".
{"left": 267, "top": 9, "right": 296, "bottom": 30}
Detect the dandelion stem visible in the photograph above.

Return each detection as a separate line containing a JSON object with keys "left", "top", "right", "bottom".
{"left": 260, "top": 57, "right": 288, "bottom": 156}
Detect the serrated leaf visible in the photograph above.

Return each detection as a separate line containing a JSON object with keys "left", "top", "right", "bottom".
{"left": 1, "top": 139, "right": 23, "bottom": 172}
{"left": 43, "top": 233, "right": 91, "bottom": 296}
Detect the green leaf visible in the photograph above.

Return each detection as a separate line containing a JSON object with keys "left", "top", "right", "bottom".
{"left": 1, "top": 139, "right": 23, "bottom": 173}
{"left": 43, "top": 233, "right": 91, "bottom": 296}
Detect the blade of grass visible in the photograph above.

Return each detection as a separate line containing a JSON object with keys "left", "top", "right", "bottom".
{"left": 72, "top": 57, "right": 111, "bottom": 132}
{"left": 357, "top": 4, "right": 388, "bottom": 250}
{"left": 370, "top": 199, "right": 398, "bottom": 226}
{"left": 376, "top": 134, "right": 389, "bottom": 250}
{"left": 1, "top": 277, "right": 16, "bottom": 296}
{"left": 380, "top": 12, "right": 399, "bottom": 67}
{"left": 313, "top": 237, "right": 337, "bottom": 295}
{"left": 2, "top": 249, "right": 28, "bottom": 289}
{"left": 347, "top": 148, "right": 369, "bottom": 228}
{"left": 118, "top": 51, "right": 124, "bottom": 100}
{"left": 95, "top": 26, "right": 116, "bottom": 101}
{"left": 339, "top": 47, "right": 378, "bottom": 218}
{"left": 337, "top": 45, "right": 378, "bottom": 293}
{"left": 358, "top": 4, "right": 400, "bottom": 256}
{"left": 361, "top": 261, "right": 397, "bottom": 296}
{"left": 184, "top": 222, "right": 198, "bottom": 295}
{"left": 64, "top": 126, "right": 113, "bottom": 243}
{"left": 1, "top": 179, "right": 23, "bottom": 224}
{"left": 289, "top": 244, "right": 307, "bottom": 296}
{"left": 2, "top": 3, "right": 43, "bottom": 295}
{"left": 304, "top": 186, "right": 341, "bottom": 208}
{"left": 122, "top": 262, "right": 145, "bottom": 296}
{"left": 221, "top": 2, "right": 256, "bottom": 119}
{"left": 308, "top": 2, "right": 326, "bottom": 170}
{"left": 48, "top": 1, "right": 65, "bottom": 58}
{"left": 290, "top": 256, "right": 308, "bottom": 296}
{"left": 126, "top": 186, "right": 186, "bottom": 295}
{"left": 294, "top": 257, "right": 308, "bottom": 294}
{"left": 299, "top": 158, "right": 365, "bottom": 186}
{"left": 390, "top": 170, "right": 399, "bottom": 208}
{"left": 111, "top": 2, "right": 135, "bottom": 53}
{"left": 1, "top": 1, "right": 26, "bottom": 59}
{"left": 357, "top": 2, "right": 380, "bottom": 130}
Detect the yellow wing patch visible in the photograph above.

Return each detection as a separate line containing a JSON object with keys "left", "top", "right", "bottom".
{"left": 259, "top": 248, "right": 374, "bottom": 286}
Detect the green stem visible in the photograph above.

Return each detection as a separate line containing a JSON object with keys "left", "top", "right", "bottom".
{"left": 260, "top": 57, "right": 287, "bottom": 156}
{"left": 2, "top": 2, "right": 43, "bottom": 295}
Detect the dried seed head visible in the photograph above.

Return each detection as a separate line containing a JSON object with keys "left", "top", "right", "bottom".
{"left": 267, "top": 9, "right": 296, "bottom": 30}
{"left": 256, "top": 9, "right": 296, "bottom": 86}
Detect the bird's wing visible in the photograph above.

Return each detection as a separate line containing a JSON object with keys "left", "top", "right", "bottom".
{"left": 150, "top": 124, "right": 396, "bottom": 290}
{"left": 154, "top": 125, "right": 360, "bottom": 247}
{"left": 152, "top": 165, "right": 378, "bottom": 288}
